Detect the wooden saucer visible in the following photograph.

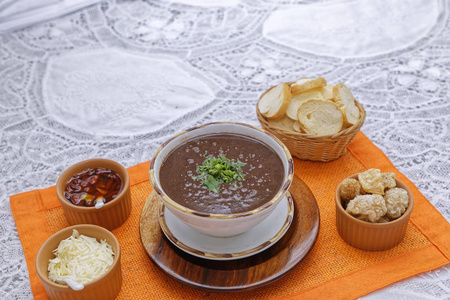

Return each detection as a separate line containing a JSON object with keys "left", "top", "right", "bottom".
{"left": 139, "top": 176, "right": 320, "bottom": 291}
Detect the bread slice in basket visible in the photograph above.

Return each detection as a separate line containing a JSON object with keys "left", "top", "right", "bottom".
{"left": 286, "top": 90, "right": 323, "bottom": 120}
{"left": 291, "top": 77, "right": 327, "bottom": 95}
{"left": 293, "top": 121, "right": 302, "bottom": 132}
{"left": 268, "top": 116, "right": 295, "bottom": 131}
{"left": 297, "top": 100, "right": 343, "bottom": 136}
{"left": 313, "top": 85, "right": 334, "bottom": 100}
{"left": 333, "top": 83, "right": 360, "bottom": 126}
{"left": 258, "top": 83, "right": 291, "bottom": 119}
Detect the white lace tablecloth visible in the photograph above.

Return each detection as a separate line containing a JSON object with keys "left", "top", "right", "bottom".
{"left": 1, "top": 0, "right": 450, "bottom": 299}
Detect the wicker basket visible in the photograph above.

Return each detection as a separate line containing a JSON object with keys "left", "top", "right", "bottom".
{"left": 257, "top": 86, "right": 366, "bottom": 162}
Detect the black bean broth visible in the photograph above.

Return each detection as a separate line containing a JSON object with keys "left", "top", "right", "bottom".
{"left": 159, "top": 133, "right": 284, "bottom": 214}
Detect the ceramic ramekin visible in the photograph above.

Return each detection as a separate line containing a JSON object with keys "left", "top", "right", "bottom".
{"left": 56, "top": 158, "right": 131, "bottom": 231}
{"left": 149, "top": 122, "right": 294, "bottom": 237}
{"left": 335, "top": 174, "right": 414, "bottom": 251}
{"left": 35, "top": 224, "right": 122, "bottom": 300}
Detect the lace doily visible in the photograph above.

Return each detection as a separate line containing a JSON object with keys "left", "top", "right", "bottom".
{"left": 1, "top": 0, "right": 449, "bottom": 299}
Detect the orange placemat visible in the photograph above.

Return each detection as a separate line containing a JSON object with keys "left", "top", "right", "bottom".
{"left": 10, "top": 132, "right": 450, "bottom": 300}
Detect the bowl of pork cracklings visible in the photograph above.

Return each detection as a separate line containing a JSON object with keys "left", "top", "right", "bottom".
{"left": 335, "top": 169, "right": 414, "bottom": 251}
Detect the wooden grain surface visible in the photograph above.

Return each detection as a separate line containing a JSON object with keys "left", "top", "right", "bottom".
{"left": 139, "top": 176, "right": 320, "bottom": 291}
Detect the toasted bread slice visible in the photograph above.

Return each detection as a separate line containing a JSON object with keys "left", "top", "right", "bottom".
{"left": 309, "top": 84, "right": 334, "bottom": 101}
{"left": 289, "top": 77, "right": 311, "bottom": 87}
{"left": 333, "top": 83, "right": 360, "bottom": 126}
{"left": 321, "top": 85, "right": 334, "bottom": 100}
{"left": 319, "top": 85, "right": 334, "bottom": 100}
{"left": 293, "top": 121, "right": 303, "bottom": 132}
{"left": 258, "top": 83, "right": 291, "bottom": 120}
{"left": 286, "top": 90, "right": 323, "bottom": 120}
{"left": 291, "top": 77, "right": 327, "bottom": 95}
{"left": 268, "top": 116, "right": 295, "bottom": 131}
{"left": 297, "top": 100, "right": 343, "bottom": 136}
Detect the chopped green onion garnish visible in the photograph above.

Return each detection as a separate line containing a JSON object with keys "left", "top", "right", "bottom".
{"left": 191, "top": 155, "right": 246, "bottom": 193}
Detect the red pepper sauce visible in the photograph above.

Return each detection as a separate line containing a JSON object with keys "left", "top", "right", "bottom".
{"left": 64, "top": 168, "right": 123, "bottom": 207}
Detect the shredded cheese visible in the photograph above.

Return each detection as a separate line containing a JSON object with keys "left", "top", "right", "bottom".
{"left": 48, "top": 229, "right": 115, "bottom": 285}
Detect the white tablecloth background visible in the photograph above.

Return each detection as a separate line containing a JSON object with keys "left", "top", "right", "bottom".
{"left": 1, "top": 0, "right": 449, "bottom": 299}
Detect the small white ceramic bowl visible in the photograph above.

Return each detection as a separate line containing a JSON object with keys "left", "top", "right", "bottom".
{"left": 149, "top": 122, "right": 294, "bottom": 237}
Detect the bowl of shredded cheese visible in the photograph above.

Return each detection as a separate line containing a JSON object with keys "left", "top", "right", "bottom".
{"left": 35, "top": 224, "right": 122, "bottom": 300}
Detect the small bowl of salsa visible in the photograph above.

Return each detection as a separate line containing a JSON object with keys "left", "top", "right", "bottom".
{"left": 149, "top": 122, "right": 294, "bottom": 237}
{"left": 56, "top": 159, "right": 131, "bottom": 230}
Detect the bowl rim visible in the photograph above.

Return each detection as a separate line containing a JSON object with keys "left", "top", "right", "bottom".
{"left": 35, "top": 224, "right": 121, "bottom": 290}
{"left": 335, "top": 173, "right": 414, "bottom": 227}
{"left": 149, "top": 122, "right": 295, "bottom": 219}
{"left": 55, "top": 158, "right": 130, "bottom": 211}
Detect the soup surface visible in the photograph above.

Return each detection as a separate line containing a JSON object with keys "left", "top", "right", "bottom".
{"left": 159, "top": 133, "right": 284, "bottom": 214}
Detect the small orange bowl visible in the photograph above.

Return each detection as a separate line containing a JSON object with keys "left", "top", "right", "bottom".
{"left": 35, "top": 224, "right": 122, "bottom": 300}
{"left": 335, "top": 174, "right": 414, "bottom": 251}
{"left": 56, "top": 158, "right": 131, "bottom": 230}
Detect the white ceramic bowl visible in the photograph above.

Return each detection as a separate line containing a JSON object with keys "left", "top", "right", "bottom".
{"left": 149, "top": 122, "right": 294, "bottom": 237}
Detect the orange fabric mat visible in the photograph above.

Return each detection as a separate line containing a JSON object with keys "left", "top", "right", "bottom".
{"left": 10, "top": 132, "right": 450, "bottom": 300}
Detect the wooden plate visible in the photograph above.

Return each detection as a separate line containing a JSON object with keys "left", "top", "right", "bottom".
{"left": 139, "top": 175, "right": 320, "bottom": 291}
